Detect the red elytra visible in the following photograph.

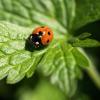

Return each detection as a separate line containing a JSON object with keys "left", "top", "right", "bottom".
{"left": 32, "top": 26, "right": 53, "bottom": 45}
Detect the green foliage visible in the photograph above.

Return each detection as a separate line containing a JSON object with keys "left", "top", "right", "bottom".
{"left": 72, "top": 48, "right": 89, "bottom": 68}
{"left": 0, "top": 0, "right": 74, "bottom": 33}
{"left": 70, "top": 38, "right": 100, "bottom": 47}
{"left": 38, "top": 43, "right": 77, "bottom": 96}
{"left": 17, "top": 79, "right": 66, "bottom": 100}
{"left": 69, "top": 33, "right": 100, "bottom": 47}
{"left": 0, "top": 0, "right": 100, "bottom": 99}
{"left": 0, "top": 21, "right": 47, "bottom": 83}
{"left": 77, "top": 33, "right": 92, "bottom": 40}
{"left": 73, "top": 0, "right": 100, "bottom": 30}
{"left": 0, "top": 21, "right": 90, "bottom": 97}
{"left": 0, "top": 0, "right": 78, "bottom": 96}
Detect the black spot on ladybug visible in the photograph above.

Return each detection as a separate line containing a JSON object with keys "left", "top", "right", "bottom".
{"left": 41, "top": 26, "right": 44, "bottom": 28}
{"left": 48, "top": 32, "right": 50, "bottom": 35}
{"left": 39, "top": 31, "right": 43, "bottom": 36}
{"left": 47, "top": 40, "right": 49, "bottom": 43}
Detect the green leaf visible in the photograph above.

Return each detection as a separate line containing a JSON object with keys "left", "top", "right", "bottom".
{"left": 17, "top": 79, "right": 66, "bottom": 100}
{"left": 0, "top": 21, "right": 47, "bottom": 84}
{"left": 77, "top": 33, "right": 92, "bottom": 40}
{"left": 68, "top": 33, "right": 92, "bottom": 45}
{"left": 0, "top": 22, "right": 81, "bottom": 97}
{"left": 72, "top": 48, "right": 89, "bottom": 68}
{"left": 0, "top": 0, "right": 75, "bottom": 32}
{"left": 70, "top": 38, "right": 100, "bottom": 47}
{"left": 73, "top": 0, "right": 100, "bottom": 30}
{"left": 37, "top": 43, "right": 78, "bottom": 97}
{"left": 0, "top": 0, "right": 80, "bottom": 96}
{"left": 0, "top": 0, "right": 98, "bottom": 97}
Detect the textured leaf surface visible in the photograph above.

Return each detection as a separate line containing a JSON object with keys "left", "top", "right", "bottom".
{"left": 0, "top": 0, "right": 81, "bottom": 96}
{"left": 0, "top": 21, "right": 89, "bottom": 97}
{"left": 73, "top": 0, "right": 100, "bottom": 30}
{"left": 0, "top": 21, "right": 47, "bottom": 83}
{"left": 37, "top": 42, "right": 89, "bottom": 96}
{"left": 1, "top": 0, "right": 100, "bottom": 32}
{"left": 72, "top": 48, "right": 89, "bottom": 68}
{"left": 0, "top": 0, "right": 75, "bottom": 32}
{"left": 77, "top": 33, "right": 92, "bottom": 40}
{"left": 70, "top": 38, "right": 100, "bottom": 47}
{"left": 0, "top": 0, "right": 98, "bottom": 97}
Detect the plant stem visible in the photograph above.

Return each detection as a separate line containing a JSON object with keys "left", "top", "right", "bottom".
{"left": 86, "top": 64, "right": 100, "bottom": 89}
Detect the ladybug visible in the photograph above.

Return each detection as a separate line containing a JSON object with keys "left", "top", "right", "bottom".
{"left": 29, "top": 26, "right": 53, "bottom": 48}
